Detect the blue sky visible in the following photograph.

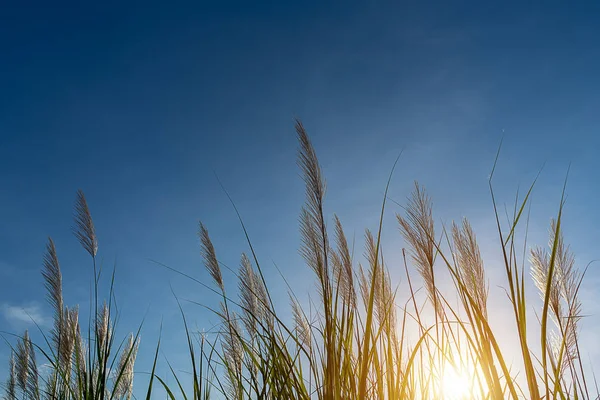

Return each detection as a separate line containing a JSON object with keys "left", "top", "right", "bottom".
{"left": 1, "top": 0, "right": 600, "bottom": 397}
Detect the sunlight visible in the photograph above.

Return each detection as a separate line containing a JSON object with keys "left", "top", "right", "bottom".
{"left": 440, "top": 365, "right": 472, "bottom": 400}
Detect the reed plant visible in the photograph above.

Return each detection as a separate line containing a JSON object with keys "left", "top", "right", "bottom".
{"left": 2, "top": 191, "right": 142, "bottom": 400}
{"left": 2, "top": 120, "right": 594, "bottom": 399}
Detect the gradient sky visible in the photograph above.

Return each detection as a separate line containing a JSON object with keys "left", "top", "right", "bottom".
{"left": 1, "top": 1, "right": 600, "bottom": 397}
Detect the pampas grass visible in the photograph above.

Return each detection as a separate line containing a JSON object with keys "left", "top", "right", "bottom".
{"left": 2, "top": 120, "right": 595, "bottom": 400}
{"left": 2, "top": 191, "right": 140, "bottom": 400}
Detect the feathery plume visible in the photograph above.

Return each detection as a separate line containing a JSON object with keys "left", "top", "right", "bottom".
{"left": 358, "top": 263, "right": 370, "bottom": 309}
{"left": 96, "top": 302, "right": 111, "bottom": 358}
{"left": 46, "top": 371, "right": 58, "bottom": 400}
{"left": 221, "top": 307, "right": 243, "bottom": 400}
{"left": 296, "top": 119, "right": 326, "bottom": 232}
{"left": 15, "top": 331, "right": 39, "bottom": 400}
{"left": 364, "top": 230, "right": 382, "bottom": 322}
{"left": 531, "top": 219, "right": 582, "bottom": 372}
{"left": 42, "top": 238, "right": 63, "bottom": 352}
{"left": 73, "top": 190, "right": 98, "bottom": 258}
{"left": 239, "top": 253, "right": 257, "bottom": 335}
{"left": 299, "top": 207, "right": 326, "bottom": 285}
{"left": 452, "top": 218, "right": 488, "bottom": 316}
{"left": 6, "top": 352, "right": 16, "bottom": 400}
{"left": 290, "top": 296, "right": 312, "bottom": 350}
{"left": 332, "top": 215, "right": 356, "bottom": 307}
{"left": 548, "top": 220, "right": 579, "bottom": 305}
{"left": 198, "top": 222, "right": 223, "bottom": 292}
{"left": 397, "top": 182, "right": 440, "bottom": 316}
{"left": 296, "top": 119, "right": 330, "bottom": 299}
{"left": 58, "top": 306, "right": 78, "bottom": 378}
{"left": 531, "top": 246, "right": 559, "bottom": 317}
{"left": 74, "top": 321, "right": 87, "bottom": 377}
{"left": 238, "top": 253, "right": 266, "bottom": 337}
{"left": 16, "top": 331, "right": 30, "bottom": 392}
{"left": 254, "top": 270, "right": 272, "bottom": 328}
{"left": 531, "top": 219, "right": 577, "bottom": 322}
{"left": 114, "top": 334, "right": 139, "bottom": 400}
{"left": 364, "top": 230, "right": 395, "bottom": 328}
{"left": 25, "top": 337, "right": 39, "bottom": 400}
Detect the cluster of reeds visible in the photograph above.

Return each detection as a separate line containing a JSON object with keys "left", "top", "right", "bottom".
{"left": 168, "top": 121, "right": 591, "bottom": 399}
{"left": 3, "top": 120, "right": 593, "bottom": 399}
{"left": 2, "top": 191, "right": 141, "bottom": 400}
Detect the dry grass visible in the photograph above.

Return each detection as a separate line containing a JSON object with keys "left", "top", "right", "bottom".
{"left": 2, "top": 120, "right": 595, "bottom": 400}
{"left": 2, "top": 192, "right": 141, "bottom": 400}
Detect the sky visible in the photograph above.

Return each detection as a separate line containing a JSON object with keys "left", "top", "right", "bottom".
{"left": 1, "top": 0, "right": 600, "bottom": 397}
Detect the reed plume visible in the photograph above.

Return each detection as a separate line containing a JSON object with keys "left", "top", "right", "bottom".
{"left": 113, "top": 334, "right": 139, "bottom": 400}
{"left": 42, "top": 238, "right": 64, "bottom": 358}
{"left": 199, "top": 222, "right": 224, "bottom": 292}
{"left": 15, "top": 331, "right": 39, "bottom": 400}
{"left": 238, "top": 253, "right": 271, "bottom": 337}
{"left": 397, "top": 182, "right": 440, "bottom": 317}
{"left": 15, "top": 331, "right": 30, "bottom": 393}
{"left": 6, "top": 352, "right": 16, "bottom": 400}
{"left": 291, "top": 296, "right": 312, "bottom": 350}
{"left": 221, "top": 308, "right": 243, "bottom": 400}
{"left": 297, "top": 119, "right": 329, "bottom": 300}
{"left": 96, "top": 302, "right": 111, "bottom": 357}
{"left": 531, "top": 219, "right": 582, "bottom": 374}
{"left": 1, "top": 190, "right": 140, "bottom": 400}
{"left": 58, "top": 306, "right": 78, "bottom": 378}
{"left": 331, "top": 215, "right": 356, "bottom": 308}
{"left": 364, "top": 229, "right": 387, "bottom": 326}
{"left": 452, "top": 218, "right": 488, "bottom": 317}
{"left": 73, "top": 189, "right": 98, "bottom": 258}
{"left": 74, "top": 320, "right": 87, "bottom": 377}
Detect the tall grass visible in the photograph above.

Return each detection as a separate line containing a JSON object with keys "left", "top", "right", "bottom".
{"left": 2, "top": 191, "right": 141, "bottom": 400}
{"left": 2, "top": 120, "right": 594, "bottom": 399}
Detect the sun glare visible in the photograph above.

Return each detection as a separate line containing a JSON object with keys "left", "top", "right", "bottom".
{"left": 440, "top": 366, "right": 472, "bottom": 400}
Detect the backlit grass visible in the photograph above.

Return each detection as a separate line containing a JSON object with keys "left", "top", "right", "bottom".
{"left": 2, "top": 120, "right": 593, "bottom": 399}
